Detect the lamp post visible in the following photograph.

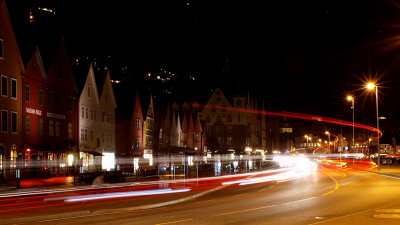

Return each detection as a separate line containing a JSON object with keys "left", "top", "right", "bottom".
{"left": 347, "top": 96, "right": 355, "bottom": 155}
{"left": 366, "top": 82, "right": 380, "bottom": 171}
{"left": 304, "top": 135, "right": 309, "bottom": 153}
{"left": 325, "top": 131, "right": 330, "bottom": 151}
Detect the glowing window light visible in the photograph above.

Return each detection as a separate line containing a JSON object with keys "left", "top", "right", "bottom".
{"left": 67, "top": 154, "right": 74, "bottom": 166}
{"left": 102, "top": 152, "right": 115, "bottom": 171}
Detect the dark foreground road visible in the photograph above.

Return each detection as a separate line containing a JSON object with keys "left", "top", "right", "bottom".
{"left": 2, "top": 162, "right": 400, "bottom": 225}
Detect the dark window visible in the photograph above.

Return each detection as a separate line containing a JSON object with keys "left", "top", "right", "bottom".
{"left": 0, "top": 39, "right": 3, "bottom": 59}
{"left": 11, "top": 78, "right": 16, "bottom": 99}
{"left": 25, "top": 115, "right": 30, "bottom": 134}
{"left": 1, "top": 75, "right": 7, "bottom": 96}
{"left": 1, "top": 110, "right": 7, "bottom": 132}
{"left": 25, "top": 84, "right": 30, "bottom": 102}
{"left": 48, "top": 90, "right": 54, "bottom": 107}
{"left": 11, "top": 112, "right": 17, "bottom": 133}
{"left": 39, "top": 118, "right": 43, "bottom": 135}
{"left": 39, "top": 88, "right": 44, "bottom": 106}
{"left": 68, "top": 97, "right": 72, "bottom": 111}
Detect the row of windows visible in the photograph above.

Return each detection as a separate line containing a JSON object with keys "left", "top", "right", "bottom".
{"left": 1, "top": 109, "right": 17, "bottom": 133}
{"left": 206, "top": 125, "right": 234, "bottom": 134}
{"left": 81, "top": 107, "right": 114, "bottom": 123}
{"left": 80, "top": 128, "right": 113, "bottom": 143}
{"left": 206, "top": 114, "right": 236, "bottom": 123}
{"left": 24, "top": 116, "right": 73, "bottom": 138}
{"left": 24, "top": 85, "right": 73, "bottom": 111}
{"left": 1, "top": 75, "right": 17, "bottom": 99}
{"left": 216, "top": 137, "right": 233, "bottom": 145}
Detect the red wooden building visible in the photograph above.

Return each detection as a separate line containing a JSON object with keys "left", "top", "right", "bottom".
{"left": 0, "top": 0, "right": 25, "bottom": 180}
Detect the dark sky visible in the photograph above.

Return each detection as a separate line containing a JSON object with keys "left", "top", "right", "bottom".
{"left": 6, "top": 0, "right": 400, "bottom": 130}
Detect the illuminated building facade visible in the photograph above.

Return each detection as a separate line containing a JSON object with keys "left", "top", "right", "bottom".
{"left": 198, "top": 88, "right": 266, "bottom": 154}
{"left": 22, "top": 39, "right": 79, "bottom": 177}
{"left": 0, "top": 0, "right": 25, "bottom": 180}
{"left": 78, "top": 64, "right": 116, "bottom": 172}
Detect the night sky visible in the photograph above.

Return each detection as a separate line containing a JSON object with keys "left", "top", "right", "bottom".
{"left": 6, "top": 0, "right": 400, "bottom": 138}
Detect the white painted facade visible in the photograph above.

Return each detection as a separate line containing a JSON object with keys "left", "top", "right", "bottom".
{"left": 78, "top": 64, "right": 116, "bottom": 171}
{"left": 98, "top": 70, "right": 117, "bottom": 171}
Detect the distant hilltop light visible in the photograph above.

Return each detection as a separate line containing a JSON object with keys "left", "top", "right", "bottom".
{"left": 38, "top": 7, "right": 56, "bottom": 14}
{"left": 111, "top": 80, "right": 121, "bottom": 84}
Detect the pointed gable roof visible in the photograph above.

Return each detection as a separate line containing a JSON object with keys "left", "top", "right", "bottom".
{"left": 188, "top": 112, "right": 195, "bottom": 133}
{"left": 194, "top": 115, "right": 202, "bottom": 133}
{"left": 162, "top": 102, "right": 171, "bottom": 131}
{"left": 146, "top": 94, "right": 154, "bottom": 119}
{"left": 46, "top": 38, "right": 78, "bottom": 94}
{"left": 0, "top": 0, "right": 24, "bottom": 73}
{"left": 80, "top": 63, "right": 100, "bottom": 105}
{"left": 202, "top": 87, "right": 232, "bottom": 113}
{"left": 100, "top": 69, "right": 117, "bottom": 108}
{"left": 132, "top": 91, "right": 143, "bottom": 120}
{"left": 181, "top": 112, "right": 188, "bottom": 132}
{"left": 25, "top": 47, "right": 46, "bottom": 80}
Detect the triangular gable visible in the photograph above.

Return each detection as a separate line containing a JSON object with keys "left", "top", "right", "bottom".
{"left": 181, "top": 112, "right": 188, "bottom": 132}
{"left": 47, "top": 38, "right": 78, "bottom": 94}
{"left": 100, "top": 70, "right": 117, "bottom": 109}
{"left": 146, "top": 94, "right": 154, "bottom": 119}
{"left": 0, "top": 0, "right": 25, "bottom": 73}
{"left": 79, "top": 63, "right": 100, "bottom": 105}
{"left": 195, "top": 115, "right": 202, "bottom": 133}
{"left": 25, "top": 47, "right": 46, "bottom": 80}
{"left": 188, "top": 112, "right": 195, "bottom": 133}
{"left": 132, "top": 91, "right": 143, "bottom": 121}
{"left": 202, "top": 87, "right": 232, "bottom": 113}
{"left": 162, "top": 102, "right": 171, "bottom": 130}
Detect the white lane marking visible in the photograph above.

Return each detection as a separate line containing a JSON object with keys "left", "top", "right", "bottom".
{"left": 375, "top": 209, "right": 400, "bottom": 213}
{"left": 373, "top": 214, "right": 400, "bottom": 219}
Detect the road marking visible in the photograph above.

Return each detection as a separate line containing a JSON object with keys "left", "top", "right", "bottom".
{"left": 309, "top": 203, "right": 400, "bottom": 224}
{"left": 214, "top": 197, "right": 317, "bottom": 217}
{"left": 234, "top": 193, "right": 248, "bottom": 197}
{"left": 375, "top": 209, "right": 400, "bottom": 213}
{"left": 319, "top": 168, "right": 339, "bottom": 196}
{"left": 155, "top": 218, "right": 193, "bottom": 225}
{"left": 373, "top": 214, "right": 400, "bottom": 218}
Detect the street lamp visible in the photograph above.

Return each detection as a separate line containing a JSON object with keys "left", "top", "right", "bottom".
{"left": 347, "top": 95, "right": 355, "bottom": 155}
{"left": 366, "top": 82, "right": 380, "bottom": 170}
{"left": 325, "top": 131, "right": 330, "bottom": 151}
{"left": 304, "top": 135, "right": 312, "bottom": 153}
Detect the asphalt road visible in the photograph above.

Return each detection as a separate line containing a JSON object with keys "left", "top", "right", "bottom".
{"left": 2, "top": 163, "right": 400, "bottom": 225}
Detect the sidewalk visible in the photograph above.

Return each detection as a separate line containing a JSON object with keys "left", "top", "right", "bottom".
{"left": 0, "top": 174, "right": 163, "bottom": 193}
{"left": 370, "top": 164, "right": 400, "bottom": 177}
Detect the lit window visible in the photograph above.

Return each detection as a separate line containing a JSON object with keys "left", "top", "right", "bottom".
{"left": 55, "top": 120, "right": 60, "bottom": 137}
{"left": 227, "top": 137, "right": 232, "bottom": 145}
{"left": 136, "top": 118, "right": 141, "bottom": 130}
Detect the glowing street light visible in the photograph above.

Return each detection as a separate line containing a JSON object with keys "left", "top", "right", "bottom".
{"left": 325, "top": 131, "right": 331, "bottom": 151}
{"left": 366, "top": 82, "right": 380, "bottom": 170}
{"left": 347, "top": 95, "right": 355, "bottom": 155}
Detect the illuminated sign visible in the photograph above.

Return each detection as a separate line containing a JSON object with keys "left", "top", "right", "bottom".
{"left": 26, "top": 107, "right": 42, "bottom": 115}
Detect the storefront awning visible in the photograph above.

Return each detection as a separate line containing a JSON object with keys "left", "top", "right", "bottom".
{"left": 81, "top": 150, "right": 103, "bottom": 156}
